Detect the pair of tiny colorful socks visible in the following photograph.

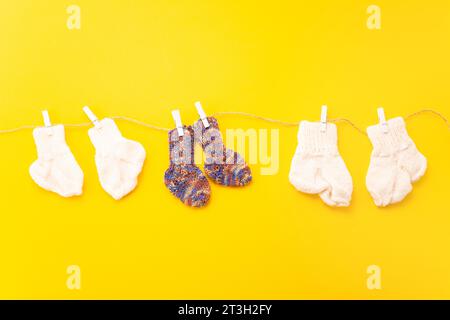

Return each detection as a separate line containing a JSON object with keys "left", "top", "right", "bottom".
{"left": 289, "top": 116, "right": 426, "bottom": 207}
{"left": 29, "top": 118, "right": 146, "bottom": 200}
{"left": 164, "top": 116, "right": 252, "bottom": 207}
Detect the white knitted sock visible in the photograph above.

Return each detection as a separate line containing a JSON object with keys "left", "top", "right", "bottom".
{"left": 88, "top": 118, "right": 146, "bottom": 200}
{"left": 289, "top": 121, "right": 353, "bottom": 207}
{"left": 366, "top": 117, "right": 427, "bottom": 207}
{"left": 29, "top": 125, "right": 84, "bottom": 197}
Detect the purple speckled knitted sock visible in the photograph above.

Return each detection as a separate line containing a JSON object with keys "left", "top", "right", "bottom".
{"left": 193, "top": 117, "right": 252, "bottom": 187}
{"left": 164, "top": 126, "right": 210, "bottom": 207}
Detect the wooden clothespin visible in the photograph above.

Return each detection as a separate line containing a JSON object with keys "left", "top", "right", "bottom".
{"left": 320, "top": 105, "right": 328, "bottom": 132}
{"left": 171, "top": 109, "right": 184, "bottom": 137}
{"left": 83, "top": 106, "right": 101, "bottom": 128}
{"left": 42, "top": 110, "right": 53, "bottom": 135}
{"left": 377, "top": 107, "right": 388, "bottom": 133}
{"left": 194, "top": 101, "right": 210, "bottom": 128}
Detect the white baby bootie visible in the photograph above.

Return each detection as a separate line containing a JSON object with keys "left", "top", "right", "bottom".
{"left": 289, "top": 120, "right": 353, "bottom": 207}
{"left": 84, "top": 107, "right": 146, "bottom": 200}
{"left": 366, "top": 116, "right": 427, "bottom": 207}
{"left": 29, "top": 111, "right": 84, "bottom": 197}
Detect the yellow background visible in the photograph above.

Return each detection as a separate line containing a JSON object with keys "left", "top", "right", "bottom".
{"left": 0, "top": 0, "right": 449, "bottom": 299}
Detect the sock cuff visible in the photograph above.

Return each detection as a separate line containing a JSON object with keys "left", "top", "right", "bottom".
{"left": 88, "top": 118, "right": 123, "bottom": 151}
{"left": 33, "top": 124, "right": 68, "bottom": 159}
{"left": 193, "top": 116, "right": 222, "bottom": 148}
{"left": 367, "top": 117, "right": 412, "bottom": 155}
{"left": 168, "top": 126, "right": 195, "bottom": 165}
{"left": 296, "top": 121, "right": 338, "bottom": 155}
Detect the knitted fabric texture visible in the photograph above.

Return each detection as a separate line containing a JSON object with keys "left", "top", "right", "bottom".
{"left": 193, "top": 116, "right": 252, "bottom": 186}
{"left": 289, "top": 121, "right": 353, "bottom": 207}
{"left": 88, "top": 118, "right": 146, "bottom": 200}
{"left": 366, "top": 117, "right": 427, "bottom": 207}
{"left": 29, "top": 124, "right": 84, "bottom": 197}
{"left": 164, "top": 126, "right": 211, "bottom": 207}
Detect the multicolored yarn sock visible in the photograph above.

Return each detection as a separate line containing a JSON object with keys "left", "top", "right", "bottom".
{"left": 193, "top": 117, "right": 252, "bottom": 186}
{"left": 164, "top": 126, "right": 211, "bottom": 207}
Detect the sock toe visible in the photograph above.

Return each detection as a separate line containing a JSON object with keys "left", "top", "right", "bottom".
{"left": 182, "top": 175, "right": 211, "bottom": 207}
{"left": 234, "top": 165, "right": 252, "bottom": 186}
{"left": 410, "top": 154, "right": 427, "bottom": 183}
{"left": 165, "top": 165, "right": 211, "bottom": 207}
{"left": 187, "top": 187, "right": 211, "bottom": 207}
{"left": 205, "top": 164, "right": 252, "bottom": 186}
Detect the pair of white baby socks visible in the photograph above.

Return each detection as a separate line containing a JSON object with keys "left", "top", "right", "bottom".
{"left": 289, "top": 121, "right": 353, "bottom": 207}
{"left": 29, "top": 109, "right": 146, "bottom": 200}
{"left": 289, "top": 116, "right": 426, "bottom": 207}
{"left": 366, "top": 117, "right": 427, "bottom": 207}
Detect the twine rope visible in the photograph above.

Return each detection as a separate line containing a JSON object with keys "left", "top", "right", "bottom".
{"left": 0, "top": 109, "right": 448, "bottom": 135}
